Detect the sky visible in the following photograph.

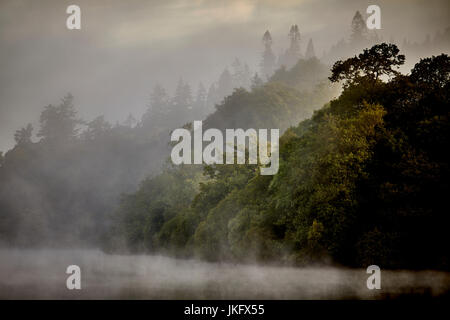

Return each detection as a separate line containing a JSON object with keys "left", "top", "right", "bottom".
{"left": 1, "top": 0, "right": 449, "bottom": 152}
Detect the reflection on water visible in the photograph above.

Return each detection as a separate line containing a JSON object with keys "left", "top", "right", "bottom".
{"left": 0, "top": 249, "right": 449, "bottom": 299}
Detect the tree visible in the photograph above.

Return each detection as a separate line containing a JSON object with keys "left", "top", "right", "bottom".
{"left": 123, "top": 113, "right": 137, "bottom": 127}
{"left": 37, "top": 93, "right": 81, "bottom": 143}
{"left": 260, "top": 30, "right": 276, "bottom": 79}
{"left": 251, "top": 73, "right": 264, "bottom": 89}
{"left": 350, "top": 11, "right": 367, "bottom": 43}
{"left": 243, "top": 63, "right": 252, "bottom": 89}
{"left": 83, "top": 116, "right": 111, "bottom": 140}
{"left": 231, "top": 58, "right": 251, "bottom": 89}
{"left": 288, "top": 25, "right": 301, "bottom": 57}
{"left": 410, "top": 54, "right": 450, "bottom": 88}
{"left": 195, "top": 82, "right": 208, "bottom": 117}
{"left": 305, "top": 38, "right": 316, "bottom": 59}
{"left": 172, "top": 78, "right": 194, "bottom": 121}
{"left": 278, "top": 25, "right": 302, "bottom": 68}
{"left": 206, "top": 83, "right": 218, "bottom": 110}
{"left": 216, "top": 68, "right": 233, "bottom": 99}
{"left": 183, "top": 82, "right": 193, "bottom": 111}
{"left": 14, "top": 123, "right": 33, "bottom": 146}
{"left": 270, "top": 58, "right": 330, "bottom": 92}
{"left": 329, "top": 43, "right": 405, "bottom": 88}
{"left": 142, "top": 84, "right": 170, "bottom": 124}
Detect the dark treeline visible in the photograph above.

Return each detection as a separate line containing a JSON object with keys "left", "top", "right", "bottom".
{"left": 0, "top": 12, "right": 449, "bottom": 270}
{"left": 105, "top": 44, "right": 450, "bottom": 270}
{"left": 0, "top": 21, "right": 335, "bottom": 247}
{"left": 0, "top": 94, "right": 168, "bottom": 246}
{"left": 321, "top": 11, "right": 450, "bottom": 66}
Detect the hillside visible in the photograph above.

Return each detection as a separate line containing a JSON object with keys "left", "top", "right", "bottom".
{"left": 106, "top": 45, "right": 450, "bottom": 270}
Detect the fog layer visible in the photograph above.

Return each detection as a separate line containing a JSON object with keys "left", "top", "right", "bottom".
{"left": 1, "top": 249, "right": 449, "bottom": 299}
{"left": 1, "top": 0, "right": 449, "bottom": 151}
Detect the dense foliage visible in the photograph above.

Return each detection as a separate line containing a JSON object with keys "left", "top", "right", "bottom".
{"left": 105, "top": 62, "right": 337, "bottom": 254}
{"left": 107, "top": 45, "right": 450, "bottom": 270}
{"left": 0, "top": 54, "right": 335, "bottom": 247}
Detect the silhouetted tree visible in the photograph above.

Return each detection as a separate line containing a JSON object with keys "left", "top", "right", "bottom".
{"left": 231, "top": 58, "right": 252, "bottom": 89}
{"left": 216, "top": 68, "right": 233, "bottom": 99}
{"left": 14, "top": 123, "right": 33, "bottom": 146}
{"left": 251, "top": 73, "right": 264, "bottom": 89}
{"left": 83, "top": 116, "right": 111, "bottom": 140}
{"left": 350, "top": 11, "right": 367, "bottom": 43}
{"left": 410, "top": 54, "right": 450, "bottom": 88}
{"left": 171, "top": 78, "right": 193, "bottom": 121}
{"left": 305, "top": 38, "right": 316, "bottom": 59}
{"left": 206, "top": 83, "right": 218, "bottom": 110}
{"left": 142, "top": 84, "right": 170, "bottom": 130}
{"left": 37, "top": 93, "right": 80, "bottom": 143}
{"left": 280, "top": 25, "right": 302, "bottom": 68}
{"left": 260, "top": 30, "right": 276, "bottom": 79}
{"left": 194, "top": 82, "right": 207, "bottom": 118}
{"left": 123, "top": 113, "right": 137, "bottom": 127}
{"left": 329, "top": 43, "right": 405, "bottom": 88}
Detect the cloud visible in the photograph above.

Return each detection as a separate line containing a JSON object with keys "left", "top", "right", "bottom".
{"left": 0, "top": 0, "right": 449, "bottom": 152}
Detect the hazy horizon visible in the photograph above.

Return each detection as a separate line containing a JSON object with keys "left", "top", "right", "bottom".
{"left": 1, "top": 0, "right": 449, "bottom": 152}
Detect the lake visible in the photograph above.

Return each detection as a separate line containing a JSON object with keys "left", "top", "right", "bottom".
{"left": 0, "top": 248, "right": 448, "bottom": 299}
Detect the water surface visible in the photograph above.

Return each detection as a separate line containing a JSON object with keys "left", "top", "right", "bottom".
{"left": 0, "top": 249, "right": 448, "bottom": 299}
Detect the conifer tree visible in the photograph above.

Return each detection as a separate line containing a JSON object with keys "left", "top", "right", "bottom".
{"left": 305, "top": 38, "right": 316, "bottom": 59}
{"left": 280, "top": 25, "right": 302, "bottom": 68}
{"left": 37, "top": 93, "right": 80, "bottom": 143}
{"left": 194, "top": 82, "right": 207, "bottom": 118}
{"left": 14, "top": 123, "right": 33, "bottom": 146}
{"left": 216, "top": 68, "right": 233, "bottom": 99}
{"left": 350, "top": 11, "right": 367, "bottom": 43}
{"left": 260, "top": 30, "right": 276, "bottom": 79}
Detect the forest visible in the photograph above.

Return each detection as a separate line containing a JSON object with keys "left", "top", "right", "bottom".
{"left": 104, "top": 45, "right": 449, "bottom": 270}
{"left": 0, "top": 11, "right": 449, "bottom": 271}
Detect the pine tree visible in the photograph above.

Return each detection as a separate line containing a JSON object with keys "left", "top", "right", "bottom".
{"left": 37, "top": 93, "right": 80, "bottom": 143}
{"left": 305, "top": 38, "right": 316, "bottom": 59}
{"left": 194, "top": 82, "right": 207, "bottom": 117}
{"left": 14, "top": 123, "right": 33, "bottom": 146}
{"left": 289, "top": 25, "right": 301, "bottom": 56}
{"left": 350, "top": 11, "right": 367, "bottom": 43}
{"left": 142, "top": 84, "right": 170, "bottom": 126}
{"left": 216, "top": 68, "right": 233, "bottom": 100}
{"left": 251, "top": 73, "right": 264, "bottom": 89}
{"left": 242, "top": 63, "right": 252, "bottom": 88}
{"left": 260, "top": 30, "right": 276, "bottom": 79}
{"left": 172, "top": 78, "right": 193, "bottom": 122}
{"left": 280, "top": 25, "right": 301, "bottom": 68}
{"left": 231, "top": 58, "right": 242, "bottom": 88}
{"left": 123, "top": 113, "right": 137, "bottom": 127}
{"left": 183, "top": 82, "right": 193, "bottom": 111}
{"left": 206, "top": 83, "right": 218, "bottom": 111}
{"left": 231, "top": 58, "right": 252, "bottom": 89}
{"left": 83, "top": 116, "right": 111, "bottom": 140}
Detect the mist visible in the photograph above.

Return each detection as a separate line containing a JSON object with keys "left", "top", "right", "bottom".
{"left": 1, "top": 0, "right": 450, "bottom": 300}
{"left": 1, "top": 0, "right": 449, "bottom": 151}
{"left": 1, "top": 248, "right": 449, "bottom": 299}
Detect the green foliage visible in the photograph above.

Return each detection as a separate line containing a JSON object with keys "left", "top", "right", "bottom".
{"left": 106, "top": 65, "right": 337, "bottom": 257}
{"left": 14, "top": 124, "right": 33, "bottom": 146}
{"left": 108, "top": 46, "right": 450, "bottom": 270}
{"left": 329, "top": 43, "right": 405, "bottom": 88}
{"left": 106, "top": 164, "right": 203, "bottom": 253}
{"left": 270, "top": 58, "right": 329, "bottom": 92}
{"left": 138, "top": 47, "right": 449, "bottom": 269}
{"left": 37, "top": 93, "right": 82, "bottom": 143}
{"left": 4, "top": 43, "right": 447, "bottom": 270}
{"left": 205, "top": 80, "right": 335, "bottom": 132}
